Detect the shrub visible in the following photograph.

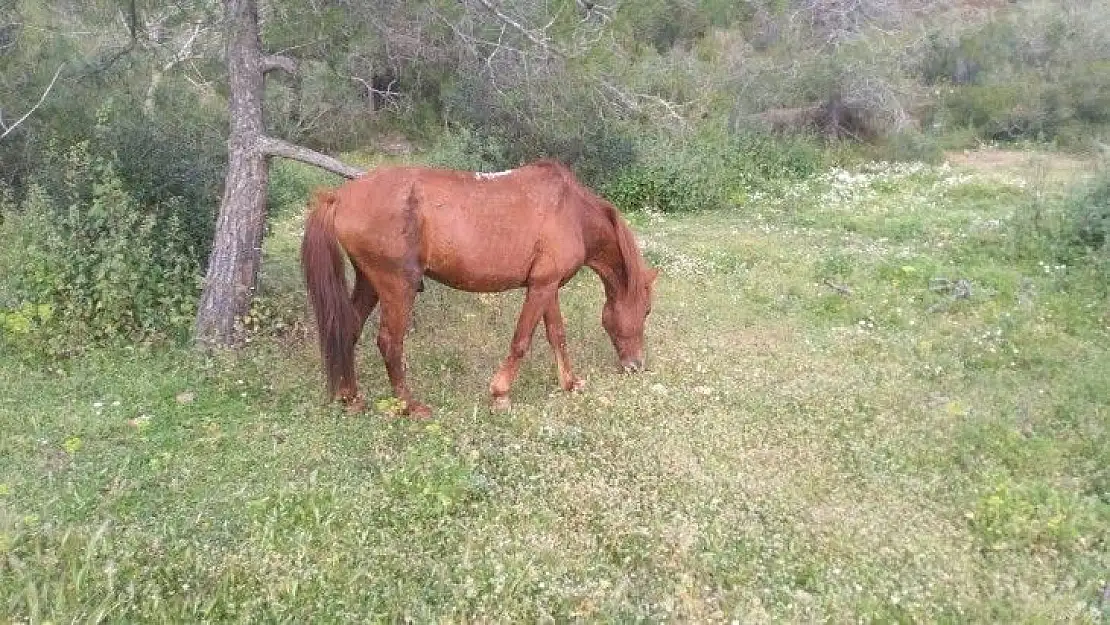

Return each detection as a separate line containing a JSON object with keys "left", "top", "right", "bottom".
{"left": 6, "top": 96, "right": 226, "bottom": 270}
{"left": 1068, "top": 173, "right": 1110, "bottom": 251}
{"left": 998, "top": 166, "right": 1110, "bottom": 297}
{"left": 923, "top": 6, "right": 1110, "bottom": 146}
{"left": 603, "top": 162, "right": 721, "bottom": 214}
{"left": 729, "top": 131, "right": 828, "bottom": 184}
{"left": 0, "top": 141, "right": 201, "bottom": 353}
{"left": 423, "top": 126, "right": 514, "bottom": 173}
{"left": 601, "top": 129, "right": 828, "bottom": 215}
{"left": 94, "top": 99, "right": 225, "bottom": 258}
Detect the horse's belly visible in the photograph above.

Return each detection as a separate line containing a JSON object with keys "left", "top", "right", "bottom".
{"left": 422, "top": 242, "right": 534, "bottom": 292}
{"left": 423, "top": 268, "right": 525, "bottom": 293}
{"left": 418, "top": 205, "right": 578, "bottom": 292}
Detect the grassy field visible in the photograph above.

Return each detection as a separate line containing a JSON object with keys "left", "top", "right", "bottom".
{"left": 2, "top": 150, "right": 1109, "bottom": 622}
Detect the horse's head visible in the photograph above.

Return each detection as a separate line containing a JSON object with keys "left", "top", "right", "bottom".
{"left": 602, "top": 266, "right": 658, "bottom": 372}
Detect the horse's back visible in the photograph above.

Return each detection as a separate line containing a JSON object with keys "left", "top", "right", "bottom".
{"left": 331, "top": 162, "right": 588, "bottom": 292}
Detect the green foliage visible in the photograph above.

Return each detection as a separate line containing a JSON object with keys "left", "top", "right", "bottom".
{"left": 436, "top": 71, "right": 638, "bottom": 186}
{"left": 730, "top": 131, "right": 828, "bottom": 184}
{"left": 614, "top": 0, "right": 713, "bottom": 53}
{"left": 267, "top": 160, "right": 344, "bottom": 222}
{"left": 970, "top": 478, "right": 1108, "bottom": 555}
{"left": 918, "top": 22, "right": 1018, "bottom": 86}
{"left": 998, "top": 168, "right": 1110, "bottom": 290}
{"left": 603, "top": 162, "right": 721, "bottom": 214}
{"left": 603, "top": 130, "right": 827, "bottom": 214}
{"left": 922, "top": 7, "right": 1110, "bottom": 146}
{"left": 0, "top": 141, "right": 200, "bottom": 352}
{"left": 1, "top": 1, "right": 225, "bottom": 263}
{"left": 936, "top": 79, "right": 1092, "bottom": 143}
{"left": 1068, "top": 173, "right": 1110, "bottom": 250}
{"left": 90, "top": 99, "right": 226, "bottom": 256}
{"left": 423, "top": 127, "right": 514, "bottom": 173}
{"left": 1065, "top": 61, "right": 1110, "bottom": 126}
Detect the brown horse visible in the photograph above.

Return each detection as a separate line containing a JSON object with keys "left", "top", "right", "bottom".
{"left": 300, "top": 159, "right": 657, "bottom": 417}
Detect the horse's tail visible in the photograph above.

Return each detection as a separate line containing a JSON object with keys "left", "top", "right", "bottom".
{"left": 301, "top": 189, "right": 358, "bottom": 399}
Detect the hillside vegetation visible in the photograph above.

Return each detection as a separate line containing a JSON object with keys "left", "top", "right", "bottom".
{"left": 1, "top": 0, "right": 1109, "bottom": 621}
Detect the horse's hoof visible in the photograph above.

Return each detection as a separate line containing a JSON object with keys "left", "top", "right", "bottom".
{"left": 490, "top": 395, "right": 512, "bottom": 412}
{"left": 342, "top": 394, "right": 367, "bottom": 413}
{"left": 404, "top": 401, "right": 433, "bottom": 419}
{"left": 564, "top": 376, "right": 586, "bottom": 392}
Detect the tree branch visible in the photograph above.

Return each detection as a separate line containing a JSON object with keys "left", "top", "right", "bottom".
{"left": 259, "top": 136, "right": 364, "bottom": 179}
{"left": 467, "top": 0, "right": 684, "bottom": 123}
{"left": 472, "top": 0, "right": 558, "bottom": 57}
{"left": 144, "top": 21, "right": 208, "bottom": 115}
{"left": 0, "top": 63, "right": 64, "bottom": 141}
{"left": 261, "top": 54, "right": 297, "bottom": 75}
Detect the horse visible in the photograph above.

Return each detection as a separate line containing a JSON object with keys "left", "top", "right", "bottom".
{"left": 300, "top": 159, "right": 658, "bottom": 417}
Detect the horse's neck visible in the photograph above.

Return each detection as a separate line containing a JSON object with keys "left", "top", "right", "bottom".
{"left": 583, "top": 207, "right": 629, "bottom": 298}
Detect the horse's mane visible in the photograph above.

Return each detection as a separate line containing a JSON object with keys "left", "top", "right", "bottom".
{"left": 531, "top": 159, "right": 646, "bottom": 296}
{"left": 600, "top": 199, "right": 648, "bottom": 296}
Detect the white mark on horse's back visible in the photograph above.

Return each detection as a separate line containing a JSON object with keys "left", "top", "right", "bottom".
{"left": 474, "top": 168, "right": 515, "bottom": 180}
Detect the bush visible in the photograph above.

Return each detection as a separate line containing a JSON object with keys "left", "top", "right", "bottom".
{"left": 0, "top": 141, "right": 201, "bottom": 353}
{"left": 999, "top": 167, "right": 1110, "bottom": 296}
{"left": 1069, "top": 173, "right": 1110, "bottom": 251}
{"left": 603, "top": 162, "right": 721, "bottom": 214}
{"left": 923, "top": 6, "right": 1110, "bottom": 146}
{"left": 93, "top": 100, "right": 225, "bottom": 258}
{"left": 423, "top": 127, "right": 515, "bottom": 173}
{"left": 602, "top": 129, "right": 828, "bottom": 214}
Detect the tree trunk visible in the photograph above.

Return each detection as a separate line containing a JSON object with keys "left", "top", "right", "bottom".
{"left": 193, "top": 0, "right": 268, "bottom": 346}
{"left": 194, "top": 0, "right": 365, "bottom": 347}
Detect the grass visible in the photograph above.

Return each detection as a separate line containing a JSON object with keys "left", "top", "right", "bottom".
{"left": 2, "top": 152, "right": 1109, "bottom": 622}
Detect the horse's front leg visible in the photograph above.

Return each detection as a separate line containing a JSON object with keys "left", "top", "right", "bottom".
{"left": 490, "top": 284, "right": 556, "bottom": 411}
{"left": 544, "top": 293, "right": 585, "bottom": 393}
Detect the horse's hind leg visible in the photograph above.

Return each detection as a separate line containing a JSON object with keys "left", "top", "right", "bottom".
{"left": 374, "top": 273, "right": 432, "bottom": 418}
{"left": 351, "top": 269, "right": 380, "bottom": 338}
{"left": 338, "top": 270, "right": 379, "bottom": 412}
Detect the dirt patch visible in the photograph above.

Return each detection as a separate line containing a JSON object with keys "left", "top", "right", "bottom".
{"left": 944, "top": 148, "right": 1094, "bottom": 184}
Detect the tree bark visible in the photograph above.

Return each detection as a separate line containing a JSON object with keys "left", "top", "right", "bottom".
{"left": 194, "top": 0, "right": 365, "bottom": 348}
{"left": 194, "top": 0, "right": 267, "bottom": 346}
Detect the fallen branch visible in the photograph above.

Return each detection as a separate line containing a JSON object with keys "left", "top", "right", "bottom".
{"left": 823, "top": 278, "right": 853, "bottom": 295}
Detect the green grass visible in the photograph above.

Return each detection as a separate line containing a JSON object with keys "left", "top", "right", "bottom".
{"left": 2, "top": 155, "right": 1109, "bottom": 622}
